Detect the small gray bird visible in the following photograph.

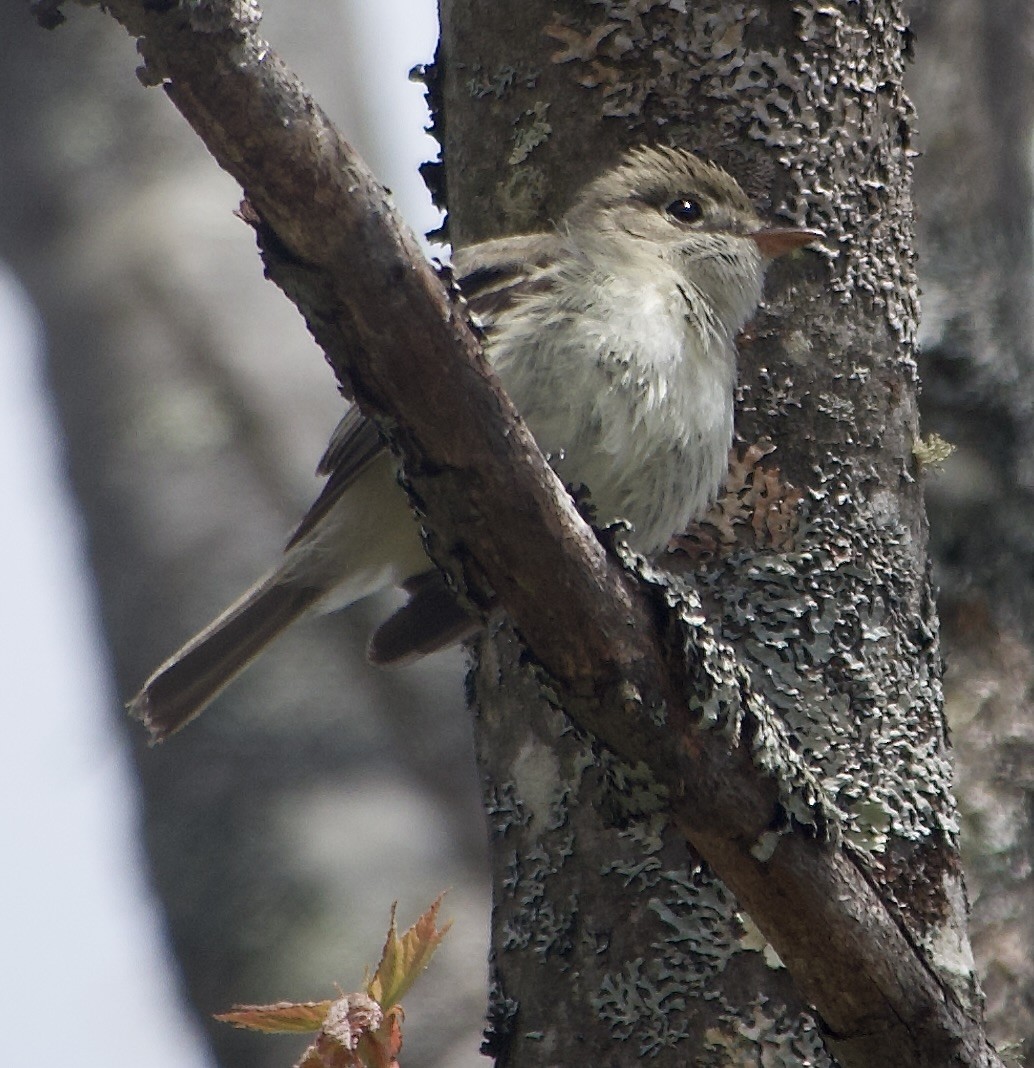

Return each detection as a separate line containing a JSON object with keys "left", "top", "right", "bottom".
{"left": 131, "top": 145, "right": 820, "bottom": 740}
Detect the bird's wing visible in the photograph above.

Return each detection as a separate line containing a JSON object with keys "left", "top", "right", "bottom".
{"left": 285, "top": 232, "right": 558, "bottom": 550}
{"left": 452, "top": 232, "right": 559, "bottom": 326}
{"left": 285, "top": 405, "right": 386, "bottom": 548}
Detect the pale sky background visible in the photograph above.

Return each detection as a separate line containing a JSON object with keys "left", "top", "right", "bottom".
{"left": 0, "top": 2, "right": 441, "bottom": 1064}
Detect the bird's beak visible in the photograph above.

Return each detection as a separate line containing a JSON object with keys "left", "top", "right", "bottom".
{"left": 750, "top": 227, "right": 824, "bottom": 259}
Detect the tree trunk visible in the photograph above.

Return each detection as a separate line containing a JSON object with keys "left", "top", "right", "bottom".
{"left": 437, "top": 1, "right": 981, "bottom": 1061}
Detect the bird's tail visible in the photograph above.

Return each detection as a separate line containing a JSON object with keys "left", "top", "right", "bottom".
{"left": 128, "top": 576, "right": 322, "bottom": 744}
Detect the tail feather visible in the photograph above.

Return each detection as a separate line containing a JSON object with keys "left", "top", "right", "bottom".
{"left": 128, "top": 577, "right": 322, "bottom": 744}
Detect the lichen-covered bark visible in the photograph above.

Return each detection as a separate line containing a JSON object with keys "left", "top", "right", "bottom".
{"left": 472, "top": 631, "right": 829, "bottom": 1064}
{"left": 438, "top": 0, "right": 981, "bottom": 1062}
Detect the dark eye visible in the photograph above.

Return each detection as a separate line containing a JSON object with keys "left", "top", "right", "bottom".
{"left": 666, "top": 198, "right": 703, "bottom": 224}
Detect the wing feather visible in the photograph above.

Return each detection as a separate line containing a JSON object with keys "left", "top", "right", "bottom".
{"left": 453, "top": 232, "right": 559, "bottom": 327}
{"left": 286, "top": 231, "right": 558, "bottom": 550}
{"left": 285, "top": 407, "right": 386, "bottom": 548}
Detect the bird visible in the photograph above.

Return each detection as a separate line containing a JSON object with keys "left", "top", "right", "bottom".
{"left": 129, "top": 144, "right": 821, "bottom": 741}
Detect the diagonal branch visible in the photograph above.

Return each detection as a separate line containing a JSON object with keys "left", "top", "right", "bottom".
{"left": 34, "top": 1, "right": 1003, "bottom": 1064}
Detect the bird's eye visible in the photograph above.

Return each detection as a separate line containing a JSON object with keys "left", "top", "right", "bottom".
{"left": 666, "top": 198, "right": 703, "bottom": 224}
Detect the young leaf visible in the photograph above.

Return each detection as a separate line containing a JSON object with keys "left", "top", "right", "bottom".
{"left": 216, "top": 999, "right": 334, "bottom": 1034}
{"left": 215, "top": 895, "right": 450, "bottom": 1067}
{"left": 366, "top": 893, "right": 452, "bottom": 1010}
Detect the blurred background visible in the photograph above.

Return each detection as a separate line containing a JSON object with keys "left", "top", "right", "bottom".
{"left": 2, "top": 1, "right": 1033, "bottom": 1066}
{"left": 1, "top": 3, "right": 487, "bottom": 1067}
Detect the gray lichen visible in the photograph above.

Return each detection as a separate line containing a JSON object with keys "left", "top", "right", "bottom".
{"left": 695, "top": 489, "right": 956, "bottom": 852}
{"left": 477, "top": 635, "right": 840, "bottom": 1061}
{"left": 484, "top": 780, "right": 531, "bottom": 838}
{"left": 508, "top": 101, "right": 552, "bottom": 164}
{"left": 593, "top": 849, "right": 836, "bottom": 1060}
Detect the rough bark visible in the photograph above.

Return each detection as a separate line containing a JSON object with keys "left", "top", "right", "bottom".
{"left": 26, "top": 0, "right": 1004, "bottom": 1065}
{"left": 438, "top": 0, "right": 998, "bottom": 1064}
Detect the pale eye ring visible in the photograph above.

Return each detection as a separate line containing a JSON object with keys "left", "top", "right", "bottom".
{"left": 666, "top": 198, "right": 703, "bottom": 224}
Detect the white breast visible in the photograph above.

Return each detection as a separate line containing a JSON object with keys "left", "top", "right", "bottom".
{"left": 489, "top": 259, "right": 739, "bottom": 554}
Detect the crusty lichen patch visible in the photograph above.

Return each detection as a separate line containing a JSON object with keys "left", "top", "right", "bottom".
{"left": 659, "top": 417, "right": 956, "bottom": 867}
{"left": 476, "top": 640, "right": 841, "bottom": 1062}
{"left": 687, "top": 489, "right": 955, "bottom": 857}
{"left": 703, "top": 999, "right": 829, "bottom": 1065}
{"left": 913, "top": 431, "right": 956, "bottom": 471}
